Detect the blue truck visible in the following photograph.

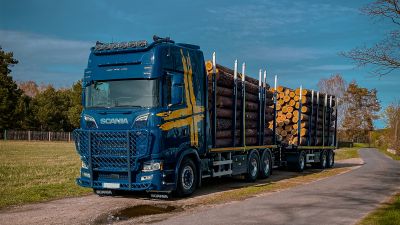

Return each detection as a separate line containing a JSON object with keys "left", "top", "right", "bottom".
{"left": 74, "top": 36, "right": 337, "bottom": 197}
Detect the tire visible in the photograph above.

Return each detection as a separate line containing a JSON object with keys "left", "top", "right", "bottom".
{"left": 176, "top": 158, "right": 197, "bottom": 197}
{"left": 296, "top": 151, "right": 306, "bottom": 172}
{"left": 318, "top": 150, "right": 327, "bottom": 169}
{"left": 245, "top": 150, "right": 260, "bottom": 182}
{"left": 259, "top": 150, "right": 272, "bottom": 179}
{"left": 326, "top": 150, "right": 335, "bottom": 168}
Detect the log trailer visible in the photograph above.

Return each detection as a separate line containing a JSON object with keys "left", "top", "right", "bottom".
{"left": 74, "top": 36, "right": 338, "bottom": 197}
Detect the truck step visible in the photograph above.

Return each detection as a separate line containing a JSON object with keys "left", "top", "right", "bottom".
{"left": 212, "top": 170, "right": 232, "bottom": 177}
{"left": 213, "top": 160, "right": 233, "bottom": 166}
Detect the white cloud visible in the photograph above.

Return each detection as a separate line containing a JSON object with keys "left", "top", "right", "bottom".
{"left": 0, "top": 30, "right": 92, "bottom": 85}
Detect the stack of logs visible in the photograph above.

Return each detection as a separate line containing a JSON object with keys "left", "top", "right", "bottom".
{"left": 269, "top": 86, "right": 336, "bottom": 146}
{"left": 206, "top": 62, "right": 275, "bottom": 147}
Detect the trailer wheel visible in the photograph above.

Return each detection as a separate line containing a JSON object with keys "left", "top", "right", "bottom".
{"left": 176, "top": 158, "right": 197, "bottom": 197}
{"left": 259, "top": 150, "right": 272, "bottom": 179}
{"left": 319, "top": 150, "right": 327, "bottom": 169}
{"left": 245, "top": 150, "right": 260, "bottom": 182}
{"left": 296, "top": 151, "right": 306, "bottom": 172}
{"left": 326, "top": 150, "right": 334, "bottom": 168}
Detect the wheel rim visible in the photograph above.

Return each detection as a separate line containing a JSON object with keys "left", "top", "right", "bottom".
{"left": 181, "top": 165, "right": 194, "bottom": 190}
{"left": 250, "top": 158, "right": 258, "bottom": 177}
{"left": 300, "top": 154, "right": 305, "bottom": 170}
{"left": 322, "top": 153, "right": 327, "bottom": 167}
{"left": 264, "top": 157, "right": 270, "bottom": 174}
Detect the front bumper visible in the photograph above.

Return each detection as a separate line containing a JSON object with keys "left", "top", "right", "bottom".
{"left": 77, "top": 168, "right": 175, "bottom": 192}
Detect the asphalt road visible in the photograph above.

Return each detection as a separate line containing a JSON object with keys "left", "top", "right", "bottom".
{"left": 156, "top": 149, "right": 400, "bottom": 225}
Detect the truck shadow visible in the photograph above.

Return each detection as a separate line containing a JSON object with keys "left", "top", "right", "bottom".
{"left": 111, "top": 160, "right": 361, "bottom": 201}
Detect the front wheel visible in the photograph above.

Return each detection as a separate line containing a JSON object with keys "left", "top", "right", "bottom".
{"left": 176, "top": 158, "right": 197, "bottom": 197}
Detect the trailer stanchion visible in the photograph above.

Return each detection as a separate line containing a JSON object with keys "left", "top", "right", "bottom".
{"left": 273, "top": 75, "right": 277, "bottom": 145}
{"left": 308, "top": 90, "right": 314, "bottom": 146}
{"left": 314, "top": 92, "right": 320, "bottom": 144}
{"left": 241, "top": 63, "right": 246, "bottom": 147}
{"left": 297, "top": 85, "right": 303, "bottom": 146}
{"left": 261, "top": 70, "right": 267, "bottom": 145}
{"left": 258, "top": 69, "right": 263, "bottom": 146}
{"left": 232, "top": 60, "right": 238, "bottom": 147}
{"left": 334, "top": 97, "right": 339, "bottom": 147}
{"left": 328, "top": 96, "right": 332, "bottom": 146}
{"left": 212, "top": 52, "right": 217, "bottom": 148}
{"left": 323, "top": 95, "right": 327, "bottom": 147}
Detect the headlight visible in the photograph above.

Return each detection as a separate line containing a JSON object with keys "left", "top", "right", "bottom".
{"left": 142, "top": 161, "right": 163, "bottom": 172}
{"left": 84, "top": 115, "right": 98, "bottom": 129}
{"left": 132, "top": 113, "right": 149, "bottom": 128}
{"left": 82, "top": 172, "right": 91, "bottom": 178}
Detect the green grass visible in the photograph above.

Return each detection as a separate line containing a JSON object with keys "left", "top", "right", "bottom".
{"left": 359, "top": 193, "right": 400, "bottom": 225}
{"left": 0, "top": 141, "right": 90, "bottom": 208}
{"left": 377, "top": 148, "right": 400, "bottom": 161}
{"left": 354, "top": 143, "right": 370, "bottom": 148}
{"left": 335, "top": 147, "right": 360, "bottom": 160}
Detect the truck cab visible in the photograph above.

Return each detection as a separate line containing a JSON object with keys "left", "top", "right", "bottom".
{"left": 75, "top": 37, "right": 209, "bottom": 196}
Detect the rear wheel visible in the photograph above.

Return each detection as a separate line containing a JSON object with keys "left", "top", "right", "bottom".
{"left": 326, "top": 150, "right": 334, "bottom": 168}
{"left": 245, "top": 151, "right": 260, "bottom": 182}
{"left": 259, "top": 150, "right": 272, "bottom": 179}
{"left": 319, "top": 150, "right": 327, "bottom": 169}
{"left": 296, "top": 151, "right": 306, "bottom": 172}
{"left": 176, "top": 158, "right": 197, "bottom": 197}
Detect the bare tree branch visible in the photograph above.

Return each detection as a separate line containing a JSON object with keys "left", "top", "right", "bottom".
{"left": 343, "top": 0, "right": 400, "bottom": 76}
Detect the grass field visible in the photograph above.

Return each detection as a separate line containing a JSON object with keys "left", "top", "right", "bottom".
{"left": 359, "top": 193, "right": 400, "bottom": 225}
{"left": 335, "top": 147, "right": 360, "bottom": 160}
{"left": 0, "top": 141, "right": 90, "bottom": 208}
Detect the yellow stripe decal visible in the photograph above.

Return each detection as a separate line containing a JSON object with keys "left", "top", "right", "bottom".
{"left": 157, "top": 49, "right": 205, "bottom": 147}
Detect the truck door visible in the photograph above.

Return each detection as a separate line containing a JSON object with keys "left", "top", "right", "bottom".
{"left": 159, "top": 47, "right": 206, "bottom": 155}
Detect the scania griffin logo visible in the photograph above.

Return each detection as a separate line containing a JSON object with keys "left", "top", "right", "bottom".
{"left": 100, "top": 118, "right": 129, "bottom": 125}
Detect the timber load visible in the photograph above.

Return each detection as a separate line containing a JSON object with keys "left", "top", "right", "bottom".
{"left": 206, "top": 61, "right": 275, "bottom": 148}
{"left": 269, "top": 86, "right": 337, "bottom": 146}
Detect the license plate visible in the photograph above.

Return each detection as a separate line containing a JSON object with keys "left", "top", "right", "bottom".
{"left": 103, "top": 182, "right": 120, "bottom": 189}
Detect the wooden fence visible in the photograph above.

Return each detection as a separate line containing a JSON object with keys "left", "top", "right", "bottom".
{"left": 0, "top": 130, "right": 73, "bottom": 142}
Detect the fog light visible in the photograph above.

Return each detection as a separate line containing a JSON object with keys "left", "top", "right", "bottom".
{"left": 141, "top": 175, "right": 153, "bottom": 181}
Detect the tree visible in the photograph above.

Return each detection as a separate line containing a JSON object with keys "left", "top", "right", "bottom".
{"left": 342, "top": 81, "right": 381, "bottom": 141}
{"left": 384, "top": 101, "right": 400, "bottom": 150}
{"left": 66, "top": 81, "right": 83, "bottom": 129}
{"left": 317, "top": 74, "right": 347, "bottom": 129}
{"left": 18, "top": 80, "right": 40, "bottom": 97}
{"left": 342, "top": 0, "right": 400, "bottom": 76}
{"left": 31, "top": 86, "right": 73, "bottom": 131}
{"left": 0, "top": 47, "right": 22, "bottom": 130}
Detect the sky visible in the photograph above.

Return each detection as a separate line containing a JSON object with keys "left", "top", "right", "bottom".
{"left": 0, "top": 0, "right": 399, "bottom": 128}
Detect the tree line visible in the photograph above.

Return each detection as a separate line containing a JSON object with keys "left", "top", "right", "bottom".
{"left": 0, "top": 47, "right": 82, "bottom": 132}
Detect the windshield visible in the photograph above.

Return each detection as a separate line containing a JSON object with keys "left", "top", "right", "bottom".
{"left": 85, "top": 79, "right": 159, "bottom": 108}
